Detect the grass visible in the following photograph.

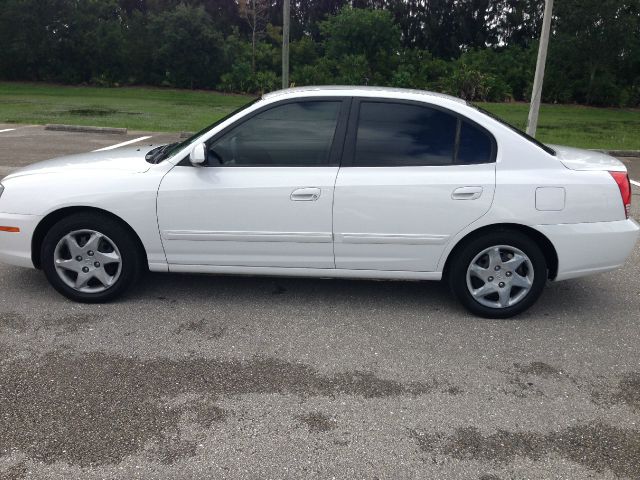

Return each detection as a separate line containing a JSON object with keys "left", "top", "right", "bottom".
{"left": 1, "top": 82, "right": 638, "bottom": 150}
{"left": 478, "top": 102, "right": 640, "bottom": 150}
{"left": 0, "top": 82, "right": 255, "bottom": 133}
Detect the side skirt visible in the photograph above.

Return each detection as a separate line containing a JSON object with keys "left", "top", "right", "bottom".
{"left": 160, "top": 264, "right": 442, "bottom": 281}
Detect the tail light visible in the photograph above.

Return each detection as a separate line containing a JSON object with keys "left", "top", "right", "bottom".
{"left": 609, "top": 171, "right": 632, "bottom": 218}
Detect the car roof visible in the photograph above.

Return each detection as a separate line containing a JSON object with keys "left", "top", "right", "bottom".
{"left": 262, "top": 86, "right": 467, "bottom": 105}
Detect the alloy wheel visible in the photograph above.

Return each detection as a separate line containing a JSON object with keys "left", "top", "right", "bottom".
{"left": 465, "top": 244, "right": 534, "bottom": 309}
{"left": 53, "top": 229, "right": 122, "bottom": 293}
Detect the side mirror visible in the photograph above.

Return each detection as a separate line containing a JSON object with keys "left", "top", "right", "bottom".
{"left": 189, "top": 143, "right": 207, "bottom": 166}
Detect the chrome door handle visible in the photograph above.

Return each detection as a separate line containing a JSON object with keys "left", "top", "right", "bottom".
{"left": 291, "top": 187, "right": 321, "bottom": 201}
{"left": 452, "top": 186, "right": 483, "bottom": 200}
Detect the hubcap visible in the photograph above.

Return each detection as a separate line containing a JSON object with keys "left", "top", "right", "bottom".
{"left": 466, "top": 245, "right": 534, "bottom": 309}
{"left": 53, "top": 229, "right": 122, "bottom": 293}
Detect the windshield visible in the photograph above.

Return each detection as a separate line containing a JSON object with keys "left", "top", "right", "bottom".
{"left": 470, "top": 104, "right": 556, "bottom": 156}
{"left": 147, "top": 98, "right": 260, "bottom": 163}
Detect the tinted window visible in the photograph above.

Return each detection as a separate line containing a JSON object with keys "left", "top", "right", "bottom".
{"left": 471, "top": 104, "right": 555, "bottom": 156}
{"left": 354, "top": 102, "right": 457, "bottom": 166}
{"left": 208, "top": 101, "right": 341, "bottom": 166}
{"left": 457, "top": 121, "right": 493, "bottom": 164}
{"left": 151, "top": 99, "right": 259, "bottom": 163}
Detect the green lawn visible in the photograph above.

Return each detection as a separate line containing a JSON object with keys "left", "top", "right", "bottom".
{"left": 478, "top": 102, "right": 640, "bottom": 150}
{"left": 1, "top": 82, "right": 638, "bottom": 150}
{"left": 0, "top": 82, "right": 255, "bottom": 133}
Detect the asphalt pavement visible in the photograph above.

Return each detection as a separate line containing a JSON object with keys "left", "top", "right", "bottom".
{"left": 0, "top": 124, "right": 639, "bottom": 479}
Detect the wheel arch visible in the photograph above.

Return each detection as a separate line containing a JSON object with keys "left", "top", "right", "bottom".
{"left": 31, "top": 206, "right": 148, "bottom": 269}
{"left": 441, "top": 223, "right": 559, "bottom": 281}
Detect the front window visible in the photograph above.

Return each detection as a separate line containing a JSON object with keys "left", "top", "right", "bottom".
{"left": 146, "top": 98, "right": 259, "bottom": 163}
{"left": 207, "top": 101, "right": 342, "bottom": 166}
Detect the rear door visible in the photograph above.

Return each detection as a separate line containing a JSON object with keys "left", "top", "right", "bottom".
{"left": 333, "top": 98, "right": 496, "bottom": 272}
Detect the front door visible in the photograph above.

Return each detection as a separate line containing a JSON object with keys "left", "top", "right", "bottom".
{"left": 157, "top": 99, "right": 348, "bottom": 269}
{"left": 333, "top": 99, "right": 497, "bottom": 272}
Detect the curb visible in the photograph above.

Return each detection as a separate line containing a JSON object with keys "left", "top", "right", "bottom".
{"left": 606, "top": 150, "right": 640, "bottom": 158}
{"left": 45, "top": 124, "right": 127, "bottom": 135}
{"left": 594, "top": 149, "right": 640, "bottom": 158}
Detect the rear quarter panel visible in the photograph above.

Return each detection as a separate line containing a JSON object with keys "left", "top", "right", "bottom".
{"left": 435, "top": 118, "right": 626, "bottom": 272}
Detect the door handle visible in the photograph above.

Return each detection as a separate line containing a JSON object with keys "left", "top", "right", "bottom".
{"left": 291, "top": 187, "right": 321, "bottom": 201}
{"left": 452, "top": 186, "right": 483, "bottom": 200}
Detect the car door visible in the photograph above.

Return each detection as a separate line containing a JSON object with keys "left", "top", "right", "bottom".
{"left": 333, "top": 98, "right": 497, "bottom": 272}
{"left": 157, "top": 98, "right": 349, "bottom": 269}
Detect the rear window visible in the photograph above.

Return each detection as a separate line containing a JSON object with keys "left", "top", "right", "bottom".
{"left": 352, "top": 101, "right": 496, "bottom": 166}
{"left": 457, "top": 121, "right": 494, "bottom": 164}
{"left": 471, "top": 104, "right": 556, "bottom": 156}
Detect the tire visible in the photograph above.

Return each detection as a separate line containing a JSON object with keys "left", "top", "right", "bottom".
{"left": 41, "top": 212, "right": 142, "bottom": 303}
{"left": 448, "top": 230, "right": 547, "bottom": 318}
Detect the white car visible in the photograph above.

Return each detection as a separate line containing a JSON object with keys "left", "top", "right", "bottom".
{"left": 0, "top": 87, "right": 637, "bottom": 317}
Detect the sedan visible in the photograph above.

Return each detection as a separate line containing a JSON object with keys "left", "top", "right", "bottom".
{"left": 0, "top": 86, "right": 637, "bottom": 317}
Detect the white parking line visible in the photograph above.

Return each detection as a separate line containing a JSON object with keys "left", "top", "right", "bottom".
{"left": 0, "top": 128, "right": 16, "bottom": 133}
{"left": 93, "top": 136, "right": 152, "bottom": 152}
{"left": 631, "top": 179, "right": 640, "bottom": 187}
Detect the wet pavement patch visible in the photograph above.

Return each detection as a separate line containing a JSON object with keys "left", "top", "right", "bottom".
{"left": 500, "top": 361, "right": 572, "bottom": 399}
{"left": 189, "top": 401, "right": 228, "bottom": 429}
{"left": 0, "top": 312, "right": 99, "bottom": 334}
{"left": 590, "top": 372, "right": 640, "bottom": 412}
{"left": 409, "top": 422, "right": 640, "bottom": 478}
{"left": 41, "top": 313, "right": 98, "bottom": 333}
{"left": 298, "top": 412, "right": 337, "bottom": 433}
{"left": 174, "top": 318, "right": 226, "bottom": 339}
{"left": 445, "top": 385, "right": 463, "bottom": 395}
{"left": 614, "top": 373, "right": 640, "bottom": 412}
{"left": 514, "top": 361, "right": 563, "bottom": 378}
{"left": 0, "top": 460, "right": 27, "bottom": 480}
{"left": 0, "top": 312, "right": 27, "bottom": 333}
{"left": 0, "top": 352, "right": 433, "bottom": 466}
{"left": 147, "top": 434, "right": 198, "bottom": 465}
{"left": 408, "top": 429, "right": 440, "bottom": 453}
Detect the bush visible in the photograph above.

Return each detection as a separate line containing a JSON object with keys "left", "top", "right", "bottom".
{"left": 319, "top": 7, "right": 400, "bottom": 85}
{"left": 148, "top": 5, "right": 224, "bottom": 89}
{"left": 391, "top": 49, "right": 452, "bottom": 91}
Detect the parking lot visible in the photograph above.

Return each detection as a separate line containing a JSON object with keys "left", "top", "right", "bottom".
{"left": 0, "top": 124, "right": 639, "bottom": 479}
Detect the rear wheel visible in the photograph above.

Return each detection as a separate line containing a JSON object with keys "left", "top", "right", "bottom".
{"left": 41, "top": 213, "right": 141, "bottom": 302}
{"left": 448, "top": 230, "right": 547, "bottom": 318}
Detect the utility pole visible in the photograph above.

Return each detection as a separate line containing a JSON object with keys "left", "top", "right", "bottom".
{"left": 526, "top": 0, "right": 554, "bottom": 137}
{"left": 282, "top": 0, "right": 290, "bottom": 89}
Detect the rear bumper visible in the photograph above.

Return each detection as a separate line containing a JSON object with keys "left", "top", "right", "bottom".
{"left": 0, "top": 212, "right": 42, "bottom": 268}
{"left": 536, "top": 218, "right": 640, "bottom": 281}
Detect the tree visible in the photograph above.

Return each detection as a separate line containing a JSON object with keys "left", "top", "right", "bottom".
{"left": 546, "top": 0, "right": 640, "bottom": 105}
{"left": 493, "top": 0, "right": 544, "bottom": 48}
{"left": 148, "top": 5, "right": 224, "bottom": 88}
{"left": 238, "top": 0, "right": 271, "bottom": 72}
{"left": 319, "top": 7, "right": 401, "bottom": 84}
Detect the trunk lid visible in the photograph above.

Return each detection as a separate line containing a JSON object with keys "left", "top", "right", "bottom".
{"left": 549, "top": 144, "right": 627, "bottom": 172}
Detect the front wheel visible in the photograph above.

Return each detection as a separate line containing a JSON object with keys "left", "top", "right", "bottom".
{"left": 448, "top": 230, "right": 547, "bottom": 318}
{"left": 41, "top": 213, "right": 142, "bottom": 303}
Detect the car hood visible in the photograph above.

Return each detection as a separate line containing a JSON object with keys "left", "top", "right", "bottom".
{"left": 549, "top": 144, "right": 627, "bottom": 172}
{"left": 2, "top": 145, "right": 161, "bottom": 180}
